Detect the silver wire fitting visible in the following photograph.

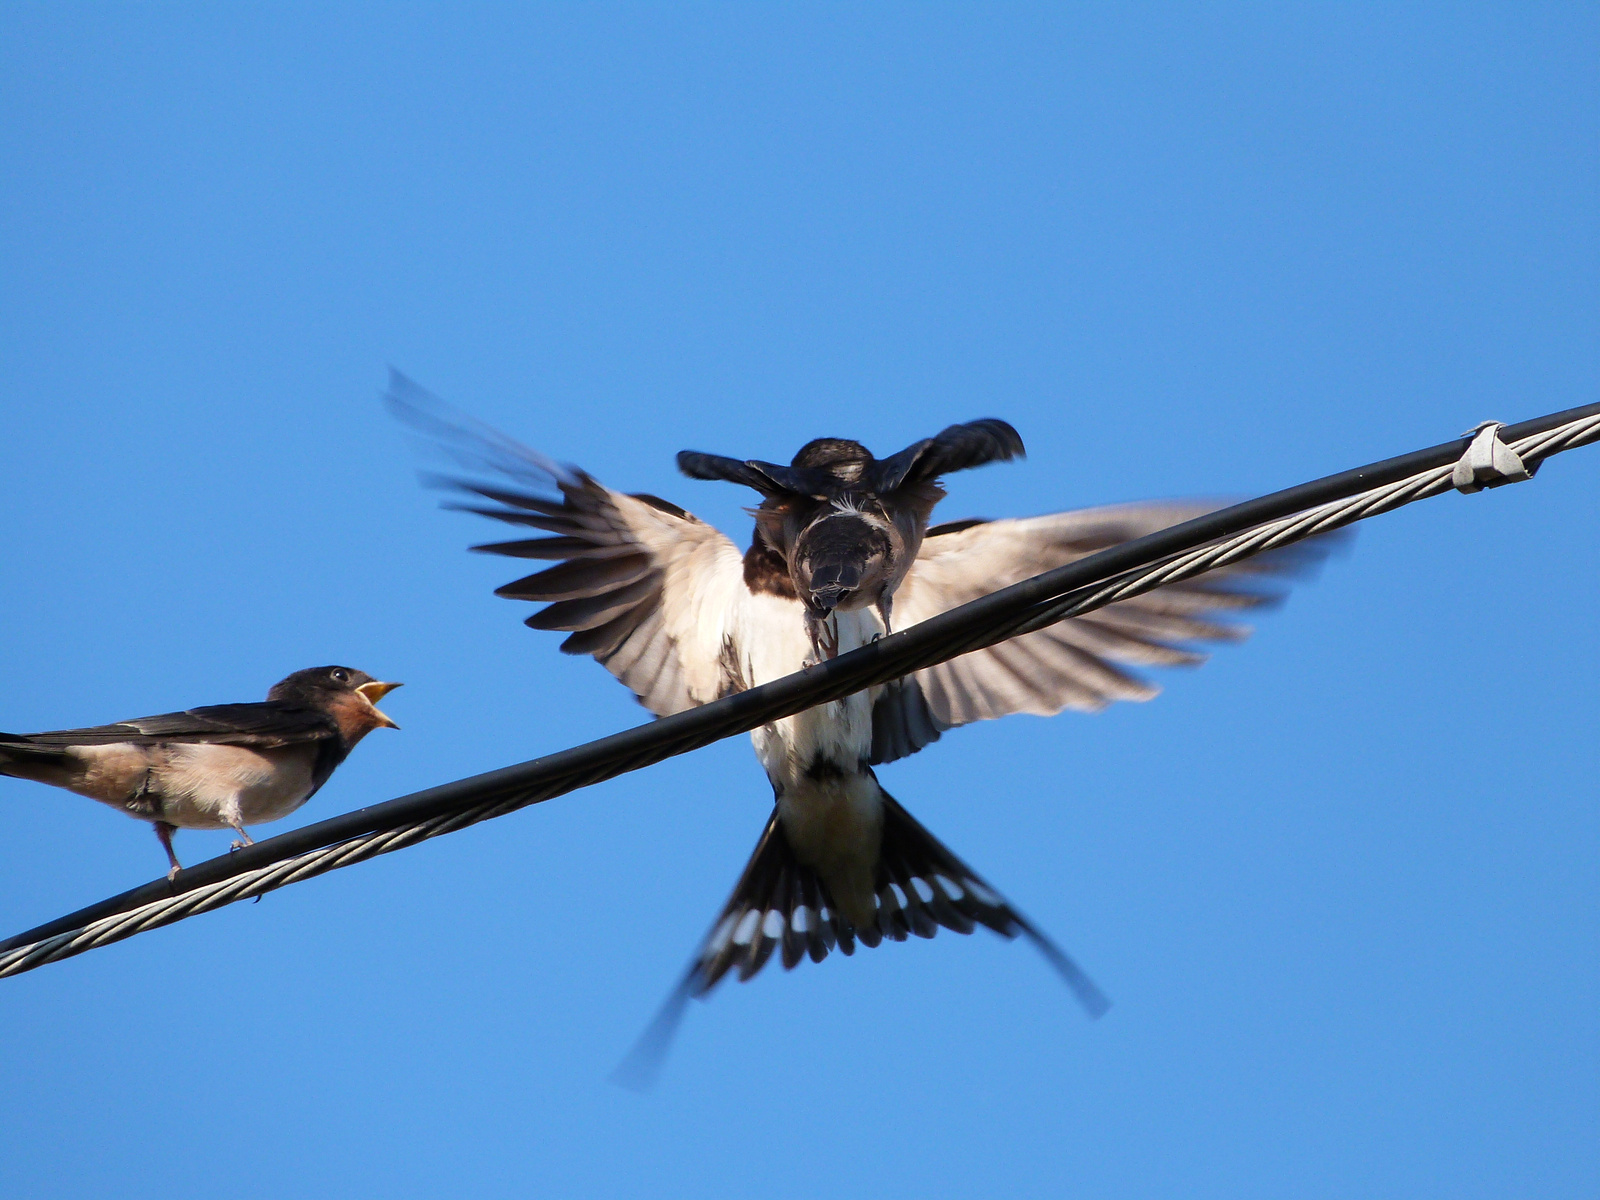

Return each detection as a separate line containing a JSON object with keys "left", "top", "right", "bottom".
{"left": 1452, "top": 421, "right": 1534, "bottom": 493}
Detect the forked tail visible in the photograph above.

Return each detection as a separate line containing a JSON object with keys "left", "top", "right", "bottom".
{"left": 613, "top": 792, "right": 1109, "bottom": 1089}
{"left": 0, "top": 737, "right": 72, "bottom": 781}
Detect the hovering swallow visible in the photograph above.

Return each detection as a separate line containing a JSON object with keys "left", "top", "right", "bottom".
{"left": 388, "top": 372, "right": 1328, "bottom": 1078}
{"left": 0, "top": 666, "right": 402, "bottom": 878}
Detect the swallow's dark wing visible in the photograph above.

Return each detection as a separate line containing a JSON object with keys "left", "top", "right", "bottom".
{"left": 387, "top": 372, "right": 752, "bottom": 717}
{"left": 870, "top": 419, "right": 1025, "bottom": 492}
{"left": 870, "top": 503, "right": 1337, "bottom": 763}
{"left": 676, "top": 452, "right": 834, "bottom": 498}
{"left": 13, "top": 702, "right": 336, "bottom": 749}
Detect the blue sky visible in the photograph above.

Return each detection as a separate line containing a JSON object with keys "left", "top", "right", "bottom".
{"left": 1, "top": 4, "right": 1595, "bottom": 1197}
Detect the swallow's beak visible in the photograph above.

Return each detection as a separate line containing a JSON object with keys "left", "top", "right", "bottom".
{"left": 356, "top": 680, "right": 403, "bottom": 729}
{"left": 809, "top": 584, "right": 850, "bottom": 618}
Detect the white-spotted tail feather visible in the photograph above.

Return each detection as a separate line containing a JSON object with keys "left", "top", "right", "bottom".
{"left": 611, "top": 795, "right": 1108, "bottom": 1089}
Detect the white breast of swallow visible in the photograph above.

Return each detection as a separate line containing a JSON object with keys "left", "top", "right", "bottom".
{"left": 155, "top": 743, "right": 317, "bottom": 829}
{"left": 734, "top": 597, "right": 886, "bottom": 789}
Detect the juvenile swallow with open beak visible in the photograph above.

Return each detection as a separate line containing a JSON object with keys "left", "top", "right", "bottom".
{"left": 388, "top": 372, "right": 1331, "bottom": 1078}
{"left": 0, "top": 666, "right": 402, "bottom": 878}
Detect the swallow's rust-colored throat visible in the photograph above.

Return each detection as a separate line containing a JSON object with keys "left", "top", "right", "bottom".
{"left": 330, "top": 681, "right": 403, "bottom": 742}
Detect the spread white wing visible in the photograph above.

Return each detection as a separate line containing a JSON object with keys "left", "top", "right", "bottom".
{"left": 471, "top": 477, "right": 755, "bottom": 715}
{"left": 871, "top": 505, "right": 1326, "bottom": 762}
{"left": 388, "top": 374, "right": 756, "bottom": 717}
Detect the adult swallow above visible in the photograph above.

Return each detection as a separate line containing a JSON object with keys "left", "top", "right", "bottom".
{"left": 0, "top": 666, "right": 402, "bottom": 878}
{"left": 388, "top": 372, "right": 1329, "bottom": 1075}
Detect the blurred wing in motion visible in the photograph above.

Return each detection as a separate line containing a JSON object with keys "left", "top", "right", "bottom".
{"left": 386, "top": 371, "right": 752, "bottom": 717}
{"left": 871, "top": 503, "right": 1340, "bottom": 763}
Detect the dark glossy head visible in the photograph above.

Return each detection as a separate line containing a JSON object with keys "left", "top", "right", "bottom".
{"left": 268, "top": 666, "right": 404, "bottom": 730}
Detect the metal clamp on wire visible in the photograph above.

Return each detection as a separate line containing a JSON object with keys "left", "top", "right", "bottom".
{"left": 1452, "top": 421, "right": 1535, "bottom": 493}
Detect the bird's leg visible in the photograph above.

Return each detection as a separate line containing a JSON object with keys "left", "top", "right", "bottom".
{"left": 154, "top": 821, "right": 182, "bottom": 881}
{"left": 803, "top": 621, "right": 822, "bottom": 668}
{"left": 819, "top": 614, "right": 841, "bottom": 661}
{"left": 229, "top": 823, "right": 255, "bottom": 852}
{"left": 874, "top": 594, "right": 893, "bottom": 642}
{"left": 804, "top": 613, "right": 839, "bottom": 667}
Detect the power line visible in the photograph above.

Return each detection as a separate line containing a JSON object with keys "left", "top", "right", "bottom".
{"left": 2, "top": 404, "right": 1595, "bottom": 978}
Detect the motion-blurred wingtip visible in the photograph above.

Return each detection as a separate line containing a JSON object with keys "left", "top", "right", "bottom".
{"left": 608, "top": 973, "right": 698, "bottom": 1093}
{"left": 381, "top": 369, "right": 581, "bottom": 489}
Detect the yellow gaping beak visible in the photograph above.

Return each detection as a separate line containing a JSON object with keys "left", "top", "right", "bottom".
{"left": 355, "top": 680, "right": 403, "bottom": 729}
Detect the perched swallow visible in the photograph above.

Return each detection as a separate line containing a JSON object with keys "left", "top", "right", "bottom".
{"left": 389, "top": 372, "right": 1328, "bottom": 1077}
{"left": 0, "top": 666, "right": 402, "bottom": 878}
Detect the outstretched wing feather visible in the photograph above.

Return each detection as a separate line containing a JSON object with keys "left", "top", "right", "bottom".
{"left": 871, "top": 502, "right": 1341, "bottom": 761}
{"left": 388, "top": 373, "right": 751, "bottom": 716}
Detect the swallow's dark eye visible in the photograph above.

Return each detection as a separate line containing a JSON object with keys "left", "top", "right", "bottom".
{"left": 332, "top": 669, "right": 349, "bottom": 683}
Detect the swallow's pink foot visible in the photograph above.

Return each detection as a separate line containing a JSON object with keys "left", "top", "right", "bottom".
{"left": 154, "top": 821, "right": 183, "bottom": 880}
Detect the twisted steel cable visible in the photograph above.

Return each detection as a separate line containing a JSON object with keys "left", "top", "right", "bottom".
{"left": 2, "top": 405, "right": 1595, "bottom": 979}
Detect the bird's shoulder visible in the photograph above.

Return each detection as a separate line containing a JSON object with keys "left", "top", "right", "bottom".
{"left": 740, "top": 537, "right": 798, "bottom": 600}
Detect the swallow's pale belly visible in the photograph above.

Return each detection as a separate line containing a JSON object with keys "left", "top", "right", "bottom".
{"left": 67, "top": 742, "right": 318, "bottom": 830}
{"left": 741, "top": 601, "right": 888, "bottom": 926}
